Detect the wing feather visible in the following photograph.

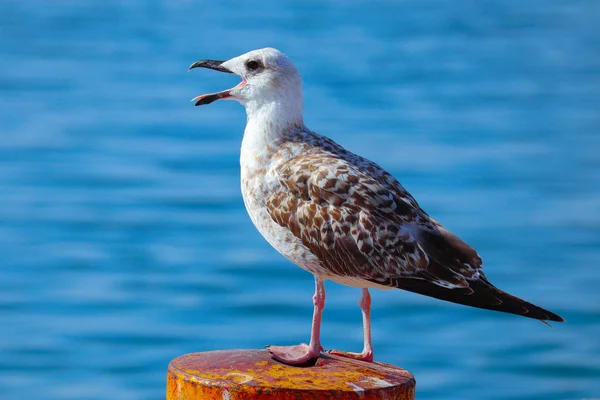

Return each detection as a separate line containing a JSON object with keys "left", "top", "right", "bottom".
{"left": 265, "top": 144, "right": 441, "bottom": 282}
{"left": 262, "top": 137, "right": 563, "bottom": 323}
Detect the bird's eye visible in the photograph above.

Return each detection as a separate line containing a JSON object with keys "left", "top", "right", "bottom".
{"left": 246, "top": 60, "right": 260, "bottom": 71}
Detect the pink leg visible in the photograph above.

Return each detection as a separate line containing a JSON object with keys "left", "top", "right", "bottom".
{"left": 328, "top": 288, "right": 374, "bottom": 362}
{"left": 268, "top": 277, "right": 325, "bottom": 365}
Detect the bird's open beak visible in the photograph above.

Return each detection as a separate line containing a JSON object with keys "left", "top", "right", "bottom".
{"left": 189, "top": 60, "right": 246, "bottom": 106}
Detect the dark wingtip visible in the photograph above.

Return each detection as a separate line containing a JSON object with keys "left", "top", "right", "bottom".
{"left": 375, "top": 275, "right": 565, "bottom": 324}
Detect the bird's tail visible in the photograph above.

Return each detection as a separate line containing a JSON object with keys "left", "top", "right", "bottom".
{"left": 391, "top": 276, "right": 564, "bottom": 322}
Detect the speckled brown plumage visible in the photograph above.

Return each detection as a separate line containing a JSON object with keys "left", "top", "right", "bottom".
{"left": 252, "top": 126, "right": 562, "bottom": 322}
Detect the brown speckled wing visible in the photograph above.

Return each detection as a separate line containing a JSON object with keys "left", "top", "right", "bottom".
{"left": 264, "top": 141, "right": 565, "bottom": 322}
{"left": 265, "top": 141, "right": 480, "bottom": 285}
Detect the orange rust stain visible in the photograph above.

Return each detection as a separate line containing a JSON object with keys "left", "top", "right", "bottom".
{"left": 166, "top": 349, "right": 415, "bottom": 400}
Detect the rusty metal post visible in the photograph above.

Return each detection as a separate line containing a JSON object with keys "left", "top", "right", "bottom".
{"left": 166, "top": 349, "right": 415, "bottom": 399}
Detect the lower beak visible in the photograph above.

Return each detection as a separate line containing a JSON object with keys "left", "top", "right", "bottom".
{"left": 189, "top": 59, "right": 243, "bottom": 106}
{"left": 191, "top": 90, "right": 234, "bottom": 106}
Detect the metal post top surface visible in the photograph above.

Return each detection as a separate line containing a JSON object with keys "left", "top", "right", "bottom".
{"left": 167, "top": 349, "right": 415, "bottom": 400}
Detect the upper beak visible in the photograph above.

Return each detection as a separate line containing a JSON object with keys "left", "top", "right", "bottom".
{"left": 189, "top": 59, "right": 243, "bottom": 106}
{"left": 188, "top": 60, "right": 233, "bottom": 74}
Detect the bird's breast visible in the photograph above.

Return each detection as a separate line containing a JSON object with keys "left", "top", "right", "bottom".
{"left": 240, "top": 161, "right": 328, "bottom": 277}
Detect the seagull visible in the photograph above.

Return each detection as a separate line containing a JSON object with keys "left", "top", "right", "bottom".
{"left": 189, "top": 48, "right": 564, "bottom": 365}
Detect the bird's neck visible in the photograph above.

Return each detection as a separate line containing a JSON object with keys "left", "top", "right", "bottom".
{"left": 240, "top": 99, "right": 305, "bottom": 173}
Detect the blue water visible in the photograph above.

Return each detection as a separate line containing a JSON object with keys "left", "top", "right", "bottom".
{"left": 1, "top": 1, "right": 599, "bottom": 399}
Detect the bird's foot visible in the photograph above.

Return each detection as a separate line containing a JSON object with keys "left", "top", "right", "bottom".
{"left": 267, "top": 343, "right": 322, "bottom": 365}
{"left": 327, "top": 349, "right": 374, "bottom": 362}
